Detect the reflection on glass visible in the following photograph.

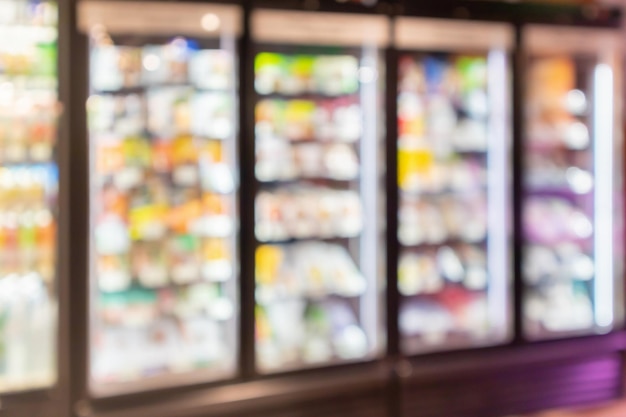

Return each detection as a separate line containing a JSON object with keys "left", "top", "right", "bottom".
{"left": 254, "top": 50, "right": 382, "bottom": 372}
{"left": 397, "top": 52, "right": 508, "bottom": 352}
{"left": 88, "top": 31, "right": 238, "bottom": 388}
{"left": 0, "top": 0, "right": 59, "bottom": 393}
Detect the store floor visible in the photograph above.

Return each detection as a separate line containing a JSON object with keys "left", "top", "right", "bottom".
{"left": 528, "top": 401, "right": 626, "bottom": 416}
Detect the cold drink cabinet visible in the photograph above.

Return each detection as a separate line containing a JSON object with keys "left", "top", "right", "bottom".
{"left": 78, "top": 0, "right": 242, "bottom": 395}
{"left": 251, "top": 9, "right": 389, "bottom": 373}
{"left": 0, "top": 0, "right": 59, "bottom": 394}
{"left": 521, "top": 26, "right": 623, "bottom": 339}
{"left": 394, "top": 18, "right": 513, "bottom": 353}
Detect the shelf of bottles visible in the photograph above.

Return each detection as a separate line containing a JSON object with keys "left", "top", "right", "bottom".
{"left": 254, "top": 48, "right": 382, "bottom": 373}
{"left": 397, "top": 52, "right": 509, "bottom": 353}
{"left": 0, "top": 0, "right": 59, "bottom": 394}
{"left": 88, "top": 29, "right": 239, "bottom": 389}
{"left": 522, "top": 54, "right": 614, "bottom": 338}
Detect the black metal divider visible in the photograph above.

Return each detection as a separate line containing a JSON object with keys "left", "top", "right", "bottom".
{"left": 512, "top": 21, "right": 524, "bottom": 346}
{"left": 385, "top": 14, "right": 402, "bottom": 417}
{"left": 67, "top": 2, "right": 91, "bottom": 416}
{"left": 238, "top": 0, "right": 257, "bottom": 381}
{"left": 385, "top": 20, "right": 400, "bottom": 363}
{"left": 56, "top": 0, "right": 74, "bottom": 413}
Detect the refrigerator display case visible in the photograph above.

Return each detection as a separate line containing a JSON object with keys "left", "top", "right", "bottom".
{"left": 394, "top": 18, "right": 512, "bottom": 353}
{"left": 522, "top": 26, "right": 623, "bottom": 339}
{"left": 251, "top": 10, "right": 388, "bottom": 373}
{"left": 0, "top": 0, "right": 59, "bottom": 394}
{"left": 78, "top": 1, "right": 241, "bottom": 395}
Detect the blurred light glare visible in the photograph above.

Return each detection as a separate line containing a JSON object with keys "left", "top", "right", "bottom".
{"left": 0, "top": 82, "right": 14, "bottom": 104}
{"left": 143, "top": 53, "right": 161, "bottom": 71}
{"left": 566, "top": 167, "right": 593, "bottom": 194}
{"left": 201, "top": 13, "right": 220, "bottom": 32}
{"left": 566, "top": 89, "right": 587, "bottom": 114}
{"left": 171, "top": 36, "right": 187, "bottom": 49}
{"left": 16, "top": 96, "right": 32, "bottom": 115}
{"left": 571, "top": 212, "right": 593, "bottom": 239}
{"left": 358, "top": 66, "right": 377, "bottom": 83}
{"left": 572, "top": 255, "right": 594, "bottom": 281}
{"left": 565, "top": 121, "right": 589, "bottom": 149}
{"left": 593, "top": 63, "right": 614, "bottom": 328}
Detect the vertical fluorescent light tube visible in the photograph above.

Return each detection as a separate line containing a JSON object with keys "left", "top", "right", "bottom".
{"left": 359, "top": 45, "right": 379, "bottom": 353}
{"left": 593, "top": 63, "right": 614, "bottom": 329}
{"left": 486, "top": 49, "right": 508, "bottom": 339}
{"left": 87, "top": 39, "right": 98, "bottom": 388}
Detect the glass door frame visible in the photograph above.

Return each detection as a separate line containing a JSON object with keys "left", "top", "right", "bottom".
{"left": 520, "top": 24, "right": 624, "bottom": 340}
{"left": 390, "top": 16, "right": 514, "bottom": 356}
{"left": 74, "top": 0, "right": 243, "bottom": 400}
{"left": 247, "top": 7, "right": 390, "bottom": 377}
{"left": 0, "top": 0, "right": 70, "bottom": 414}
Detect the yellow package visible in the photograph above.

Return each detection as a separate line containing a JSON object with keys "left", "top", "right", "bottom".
{"left": 129, "top": 204, "right": 168, "bottom": 241}
{"left": 256, "top": 245, "right": 283, "bottom": 286}
{"left": 398, "top": 147, "right": 434, "bottom": 189}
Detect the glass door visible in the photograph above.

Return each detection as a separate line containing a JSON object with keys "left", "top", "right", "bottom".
{"left": 251, "top": 9, "right": 388, "bottom": 373}
{"left": 394, "top": 18, "right": 512, "bottom": 353}
{"left": 0, "top": 0, "right": 59, "bottom": 393}
{"left": 78, "top": 1, "right": 241, "bottom": 395}
{"left": 522, "top": 26, "right": 623, "bottom": 339}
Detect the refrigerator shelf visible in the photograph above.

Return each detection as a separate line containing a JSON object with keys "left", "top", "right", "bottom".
{"left": 524, "top": 276, "right": 595, "bottom": 288}
{"left": 255, "top": 235, "right": 361, "bottom": 245}
{"left": 0, "top": 24, "right": 56, "bottom": 38}
{"left": 98, "top": 308, "right": 235, "bottom": 327}
{"left": 257, "top": 177, "right": 359, "bottom": 186}
{"left": 97, "top": 270, "right": 234, "bottom": 293}
{"left": 0, "top": 75, "right": 57, "bottom": 90}
{"left": 524, "top": 186, "right": 593, "bottom": 198}
{"left": 399, "top": 237, "right": 487, "bottom": 250}
{"left": 0, "top": 156, "right": 57, "bottom": 169}
{"left": 397, "top": 144, "right": 489, "bottom": 156}
{"left": 143, "top": 133, "right": 234, "bottom": 143}
{"left": 256, "top": 289, "right": 366, "bottom": 306}
{"left": 255, "top": 136, "right": 361, "bottom": 146}
{"left": 0, "top": 374, "right": 55, "bottom": 394}
{"left": 399, "top": 186, "right": 488, "bottom": 198}
{"left": 92, "top": 84, "right": 231, "bottom": 96}
{"left": 93, "top": 173, "right": 237, "bottom": 197}
{"left": 0, "top": 160, "right": 58, "bottom": 169}
{"left": 436, "top": 149, "right": 488, "bottom": 156}
{"left": 91, "top": 134, "right": 228, "bottom": 149}
{"left": 526, "top": 140, "right": 591, "bottom": 153}
{"left": 256, "top": 138, "right": 360, "bottom": 146}
{"left": 255, "top": 91, "right": 360, "bottom": 101}
{"left": 524, "top": 236, "right": 593, "bottom": 248}
{"left": 401, "top": 286, "right": 490, "bottom": 299}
